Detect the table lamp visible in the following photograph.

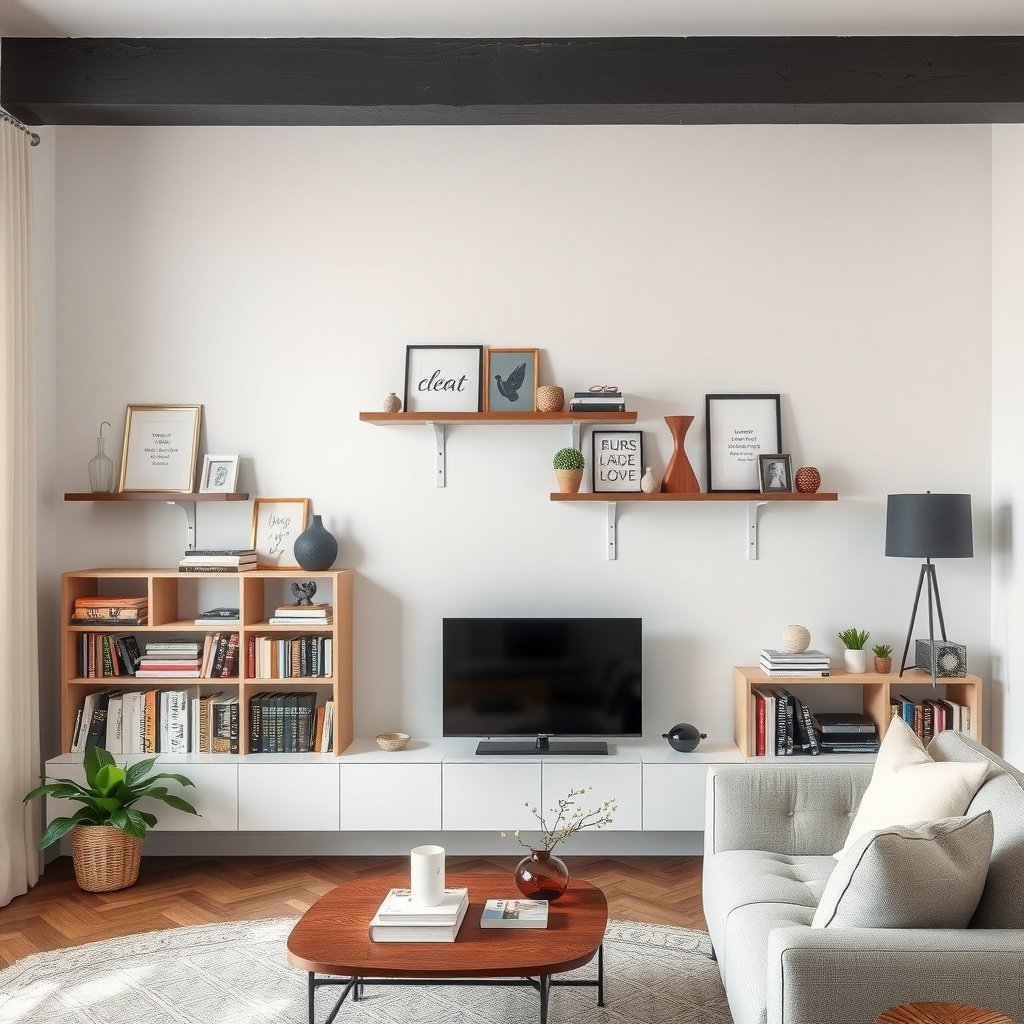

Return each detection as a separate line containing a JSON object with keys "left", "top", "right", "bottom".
{"left": 885, "top": 492, "right": 973, "bottom": 685}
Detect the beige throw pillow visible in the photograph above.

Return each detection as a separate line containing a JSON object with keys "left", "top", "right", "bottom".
{"left": 813, "top": 812, "right": 993, "bottom": 929}
{"left": 836, "top": 717, "right": 988, "bottom": 859}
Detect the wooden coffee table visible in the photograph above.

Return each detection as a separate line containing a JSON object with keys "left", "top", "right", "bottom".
{"left": 287, "top": 872, "right": 609, "bottom": 1024}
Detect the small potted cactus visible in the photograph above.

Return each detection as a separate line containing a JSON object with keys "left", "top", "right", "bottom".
{"left": 553, "top": 447, "right": 585, "bottom": 494}
{"left": 872, "top": 642, "right": 893, "bottom": 674}
{"left": 837, "top": 627, "right": 870, "bottom": 674}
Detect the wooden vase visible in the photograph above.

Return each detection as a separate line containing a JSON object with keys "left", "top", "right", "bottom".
{"left": 660, "top": 416, "right": 700, "bottom": 494}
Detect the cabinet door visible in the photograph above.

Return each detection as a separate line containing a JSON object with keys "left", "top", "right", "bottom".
{"left": 238, "top": 763, "right": 340, "bottom": 831}
{"left": 642, "top": 764, "right": 710, "bottom": 831}
{"left": 442, "top": 763, "right": 541, "bottom": 831}
{"left": 341, "top": 764, "right": 441, "bottom": 831}
{"left": 542, "top": 762, "right": 642, "bottom": 831}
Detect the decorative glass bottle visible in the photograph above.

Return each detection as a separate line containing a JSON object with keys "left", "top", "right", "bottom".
{"left": 514, "top": 849, "right": 570, "bottom": 901}
{"left": 88, "top": 421, "right": 114, "bottom": 493}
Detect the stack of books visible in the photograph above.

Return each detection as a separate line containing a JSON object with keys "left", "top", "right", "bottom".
{"left": 814, "top": 712, "right": 880, "bottom": 753}
{"left": 136, "top": 640, "right": 204, "bottom": 678}
{"left": 368, "top": 887, "right": 469, "bottom": 942}
{"left": 567, "top": 390, "right": 626, "bottom": 413}
{"left": 269, "top": 602, "right": 333, "bottom": 626}
{"left": 71, "top": 595, "right": 148, "bottom": 626}
{"left": 759, "top": 648, "right": 831, "bottom": 677}
{"left": 179, "top": 549, "right": 257, "bottom": 573}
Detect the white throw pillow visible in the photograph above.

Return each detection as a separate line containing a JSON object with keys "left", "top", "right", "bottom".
{"left": 814, "top": 811, "right": 993, "bottom": 929}
{"left": 836, "top": 716, "right": 988, "bottom": 859}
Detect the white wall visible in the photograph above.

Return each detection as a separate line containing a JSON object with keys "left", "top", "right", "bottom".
{"left": 50, "top": 124, "right": 993, "bottom": 748}
{"left": 991, "top": 125, "right": 1024, "bottom": 766}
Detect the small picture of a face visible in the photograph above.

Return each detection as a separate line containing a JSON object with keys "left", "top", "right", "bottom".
{"left": 768, "top": 462, "right": 786, "bottom": 487}
{"left": 213, "top": 464, "right": 228, "bottom": 487}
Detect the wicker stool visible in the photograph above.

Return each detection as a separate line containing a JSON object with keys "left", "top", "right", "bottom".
{"left": 877, "top": 1003, "right": 1013, "bottom": 1024}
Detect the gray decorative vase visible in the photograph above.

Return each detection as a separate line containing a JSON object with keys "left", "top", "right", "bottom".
{"left": 293, "top": 514, "right": 338, "bottom": 571}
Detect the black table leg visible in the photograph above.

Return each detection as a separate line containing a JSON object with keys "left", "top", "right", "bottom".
{"left": 539, "top": 974, "right": 551, "bottom": 1024}
{"left": 307, "top": 973, "right": 315, "bottom": 1024}
{"left": 597, "top": 944, "right": 605, "bottom": 1006}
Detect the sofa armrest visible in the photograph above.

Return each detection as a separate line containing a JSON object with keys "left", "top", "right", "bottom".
{"left": 705, "top": 765, "right": 872, "bottom": 857}
{"left": 766, "top": 926, "right": 1024, "bottom": 1024}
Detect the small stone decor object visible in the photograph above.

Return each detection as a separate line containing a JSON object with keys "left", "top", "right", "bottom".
{"left": 640, "top": 467, "right": 658, "bottom": 494}
{"left": 795, "top": 466, "right": 821, "bottom": 493}
{"left": 290, "top": 581, "right": 318, "bottom": 605}
{"left": 383, "top": 392, "right": 402, "bottom": 413}
{"left": 292, "top": 514, "right": 338, "bottom": 571}
{"left": 536, "top": 386, "right": 565, "bottom": 413}
{"left": 662, "top": 723, "right": 707, "bottom": 752}
{"left": 781, "top": 624, "right": 811, "bottom": 654}
{"left": 375, "top": 731, "right": 410, "bottom": 751}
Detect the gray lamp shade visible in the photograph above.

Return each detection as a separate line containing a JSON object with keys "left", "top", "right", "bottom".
{"left": 885, "top": 493, "right": 974, "bottom": 558}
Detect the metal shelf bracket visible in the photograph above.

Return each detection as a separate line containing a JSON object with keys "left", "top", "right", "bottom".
{"left": 431, "top": 422, "right": 446, "bottom": 487}
{"left": 606, "top": 502, "right": 618, "bottom": 560}
{"left": 168, "top": 499, "right": 197, "bottom": 551}
{"left": 571, "top": 421, "right": 582, "bottom": 452}
{"left": 747, "top": 501, "right": 768, "bottom": 560}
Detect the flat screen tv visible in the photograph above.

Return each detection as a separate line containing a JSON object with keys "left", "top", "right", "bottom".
{"left": 442, "top": 617, "right": 642, "bottom": 755}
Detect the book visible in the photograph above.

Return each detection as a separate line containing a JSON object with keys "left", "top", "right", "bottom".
{"left": 268, "top": 616, "right": 334, "bottom": 626}
{"left": 273, "top": 603, "right": 332, "bottom": 617}
{"left": 179, "top": 555, "right": 257, "bottom": 566}
{"left": 813, "top": 712, "right": 877, "bottom": 734}
{"left": 185, "top": 548, "right": 256, "bottom": 557}
{"left": 136, "top": 669, "right": 202, "bottom": 678}
{"left": 759, "top": 668, "right": 830, "bottom": 678}
{"left": 368, "top": 899, "right": 468, "bottom": 942}
{"left": 74, "top": 596, "right": 148, "bottom": 608}
{"left": 104, "top": 694, "right": 124, "bottom": 753}
{"left": 195, "top": 606, "right": 240, "bottom": 623}
{"left": 760, "top": 648, "right": 831, "bottom": 663}
{"left": 567, "top": 401, "right": 626, "bottom": 412}
{"left": 211, "top": 697, "right": 239, "bottom": 753}
{"left": 797, "top": 699, "right": 821, "bottom": 755}
{"left": 375, "top": 887, "right": 469, "bottom": 923}
{"left": 480, "top": 898, "right": 549, "bottom": 929}
{"left": 72, "top": 607, "right": 147, "bottom": 622}
{"left": 84, "top": 691, "right": 112, "bottom": 750}
{"left": 178, "top": 564, "right": 256, "bottom": 573}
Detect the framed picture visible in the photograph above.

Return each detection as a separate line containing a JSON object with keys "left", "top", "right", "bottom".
{"left": 592, "top": 430, "right": 644, "bottom": 493}
{"left": 118, "top": 404, "right": 203, "bottom": 493}
{"left": 251, "top": 498, "right": 310, "bottom": 568}
{"left": 404, "top": 345, "right": 483, "bottom": 413}
{"left": 199, "top": 454, "right": 240, "bottom": 494}
{"left": 705, "top": 394, "right": 782, "bottom": 493}
{"left": 758, "top": 453, "right": 794, "bottom": 493}
{"left": 485, "top": 348, "right": 539, "bottom": 412}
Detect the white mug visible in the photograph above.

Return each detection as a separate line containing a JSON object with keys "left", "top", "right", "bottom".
{"left": 410, "top": 844, "right": 445, "bottom": 907}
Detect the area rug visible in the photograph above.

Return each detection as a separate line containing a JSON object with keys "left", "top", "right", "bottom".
{"left": 0, "top": 918, "right": 731, "bottom": 1024}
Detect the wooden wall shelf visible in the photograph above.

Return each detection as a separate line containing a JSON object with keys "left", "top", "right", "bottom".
{"left": 550, "top": 491, "right": 839, "bottom": 559}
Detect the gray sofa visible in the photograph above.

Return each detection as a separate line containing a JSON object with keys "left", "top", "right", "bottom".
{"left": 702, "top": 731, "right": 1024, "bottom": 1024}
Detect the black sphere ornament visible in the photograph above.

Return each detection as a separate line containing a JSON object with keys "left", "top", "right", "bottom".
{"left": 662, "top": 723, "right": 707, "bottom": 752}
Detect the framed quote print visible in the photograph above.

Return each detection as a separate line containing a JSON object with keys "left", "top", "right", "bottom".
{"left": 705, "top": 394, "right": 782, "bottom": 493}
{"left": 403, "top": 345, "right": 483, "bottom": 413}
{"left": 118, "top": 404, "right": 202, "bottom": 493}
{"left": 251, "top": 497, "right": 310, "bottom": 568}
{"left": 592, "top": 430, "right": 644, "bottom": 493}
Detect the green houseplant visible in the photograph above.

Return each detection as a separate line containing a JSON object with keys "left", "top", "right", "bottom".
{"left": 837, "top": 627, "right": 870, "bottom": 674}
{"left": 24, "top": 746, "right": 199, "bottom": 892}
{"left": 553, "top": 447, "right": 586, "bottom": 494}
{"left": 872, "top": 642, "right": 894, "bottom": 674}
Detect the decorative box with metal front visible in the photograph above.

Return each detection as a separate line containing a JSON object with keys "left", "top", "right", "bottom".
{"left": 915, "top": 639, "right": 967, "bottom": 677}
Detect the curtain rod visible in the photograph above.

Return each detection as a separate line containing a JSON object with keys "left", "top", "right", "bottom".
{"left": 0, "top": 109, "right": 41, "bottom": 147}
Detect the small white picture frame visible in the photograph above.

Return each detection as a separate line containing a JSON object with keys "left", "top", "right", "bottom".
{"left": 199, "top": 454, "right": 240, "bottom": 493}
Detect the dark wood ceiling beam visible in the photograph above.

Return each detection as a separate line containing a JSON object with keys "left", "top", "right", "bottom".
{"left": 4, "top": 36, "right": 1024, "bottom": 126}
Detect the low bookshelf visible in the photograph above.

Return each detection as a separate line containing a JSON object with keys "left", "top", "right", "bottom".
{"left": 733, "top": 665, "right": 982, "bottom": 758}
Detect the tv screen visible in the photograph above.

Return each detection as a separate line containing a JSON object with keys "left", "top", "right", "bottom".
{"left": 442, "top": 617, "right": 642, "bottom": 738}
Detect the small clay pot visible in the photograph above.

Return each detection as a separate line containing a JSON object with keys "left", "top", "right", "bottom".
{"left": 554, "top": 469, "right": 584, "bottom": 494}
{"left": 874, "top": 656, "right": 892, "bottom": 674}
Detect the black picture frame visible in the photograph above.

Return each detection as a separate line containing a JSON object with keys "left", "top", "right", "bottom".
{"left": 591, "top": 429, "right": 644, "bottom": 493}
{"left": 403, "top": 345, "right": 484, "bottom": 413}
{"left": 705, "top": 393, "right": 782, "bottom": 493}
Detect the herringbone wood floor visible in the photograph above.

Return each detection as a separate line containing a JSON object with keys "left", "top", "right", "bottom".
{"left": 0, "top": 855, "right": 705, "bottom": 968}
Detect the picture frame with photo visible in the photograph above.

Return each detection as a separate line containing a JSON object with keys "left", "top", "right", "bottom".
{"left": 199, "top": 454, "right": 240, "bottom": 494}
{"left": 118, "top": 404, "right": 203, "bottom": 493}
{"left": 403, "top": 345, "right": 483, "bottom": 414}
{"left": 250, "top": 497, "right": 311, "bottom": 568}
{"left": 704, "top": 394, "right": 782, "bottom": 493}
{"left": 592, "top": 429, "right": 644, "bottom": 493}
{"left": 758, "top": 454, "right": 794, "bottom": 494}
{"left": 485, "top": 348, "right": 539, "bottom": 412}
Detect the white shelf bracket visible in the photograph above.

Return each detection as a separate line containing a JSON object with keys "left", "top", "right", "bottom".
{"left": 571, "top": 421, "right": 582, "bottom": 452}
{"left": 747, "top": 501, "right": 768, "bottom": 560}
{"left": 430, "top": 422, "right": 446, "bottom": 487}
{"left": 606, "top": 502, "right": 618, "bottom": 560}
{"left": 168, "top": 500, "right": 197, "bottom": 551}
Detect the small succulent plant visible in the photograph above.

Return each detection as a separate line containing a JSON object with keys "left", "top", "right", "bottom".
{"left": 552, "top": 447, "right": 585, "bottom": 471}
{"left": 872, "top": 642, "right": 893, "bottom": 658}
{"left": 837, "top": 628, "right": 870, "bottom": 650}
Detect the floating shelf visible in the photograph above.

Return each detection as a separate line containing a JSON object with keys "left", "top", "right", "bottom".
{"left": 549, "top": 491, "right": 838, "bottom": 560}
{"left": 360, "top": 410, "right": 637, "bottom": 487}
{"left": 64, "top": 491, "right": 250, "bottom": 550}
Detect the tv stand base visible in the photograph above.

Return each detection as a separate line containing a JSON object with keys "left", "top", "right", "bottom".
{"left": 475, "top": 739, "right": 609, "bottom": 756}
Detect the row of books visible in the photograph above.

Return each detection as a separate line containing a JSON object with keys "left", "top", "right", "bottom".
{"left": 249, "top": 635, "right": 333, "bottom": 679}
{"left": 753, "top": 688, "right": 880, "bottom": 756}
{"left": 248, "top": 693, "right": 335, "bottom": 753}
{"left": 77, "top": 633, "right": 142, "bottom": 678}
{"left": 759, "top": 648, "right": 830, "bottom": 678}
{"left": 890, "top": 695, "right": 972, "bottom": 745}
{"left": 179, "top": 548, "right": 257, "bottom": 573}
{"left": 71, "top": 595, "right": 147, "bottom": 626}
{"left": 367, "top": 888, "right": 547, "bottom": 942}
{"left": 567, "top": 389, "right": 626, "bottom": 413}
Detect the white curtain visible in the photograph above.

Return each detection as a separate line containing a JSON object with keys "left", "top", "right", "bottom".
{"left": 0, "top": 120, "right": 40, "bottom": 907}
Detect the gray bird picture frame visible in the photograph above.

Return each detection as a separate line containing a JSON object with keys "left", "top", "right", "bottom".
{"left": 485, "top": 348, "right": 539, "bottom": 413}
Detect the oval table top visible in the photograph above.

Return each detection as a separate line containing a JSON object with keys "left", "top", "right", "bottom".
{"left": 877, "top": 1004, "right": 1014, "bottom": 1024}
{"left": 287, "top": 872, "right": 608, "bottom": 978}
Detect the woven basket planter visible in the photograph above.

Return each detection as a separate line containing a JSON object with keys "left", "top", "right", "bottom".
{"left": 69, "top": 825, "right": 143, "bottom": 892}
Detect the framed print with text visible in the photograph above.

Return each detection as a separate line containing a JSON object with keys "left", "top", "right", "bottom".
{"left": 485, "top": 348, "right": 539, "bottom": 412}
{"left": 403, "top": 345, "right": 483, "bottom": 413}
{"left": 118, "top": 404, "right": 202, "bottom": 493}
{"left": 251, "top": 497, "right": 310, "bottom": 568}
{"left": 592, "top": 429, "right": 644, "bottom": 493}
{"left": 705, "top": 394, "right": 781, "bottom": 493}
